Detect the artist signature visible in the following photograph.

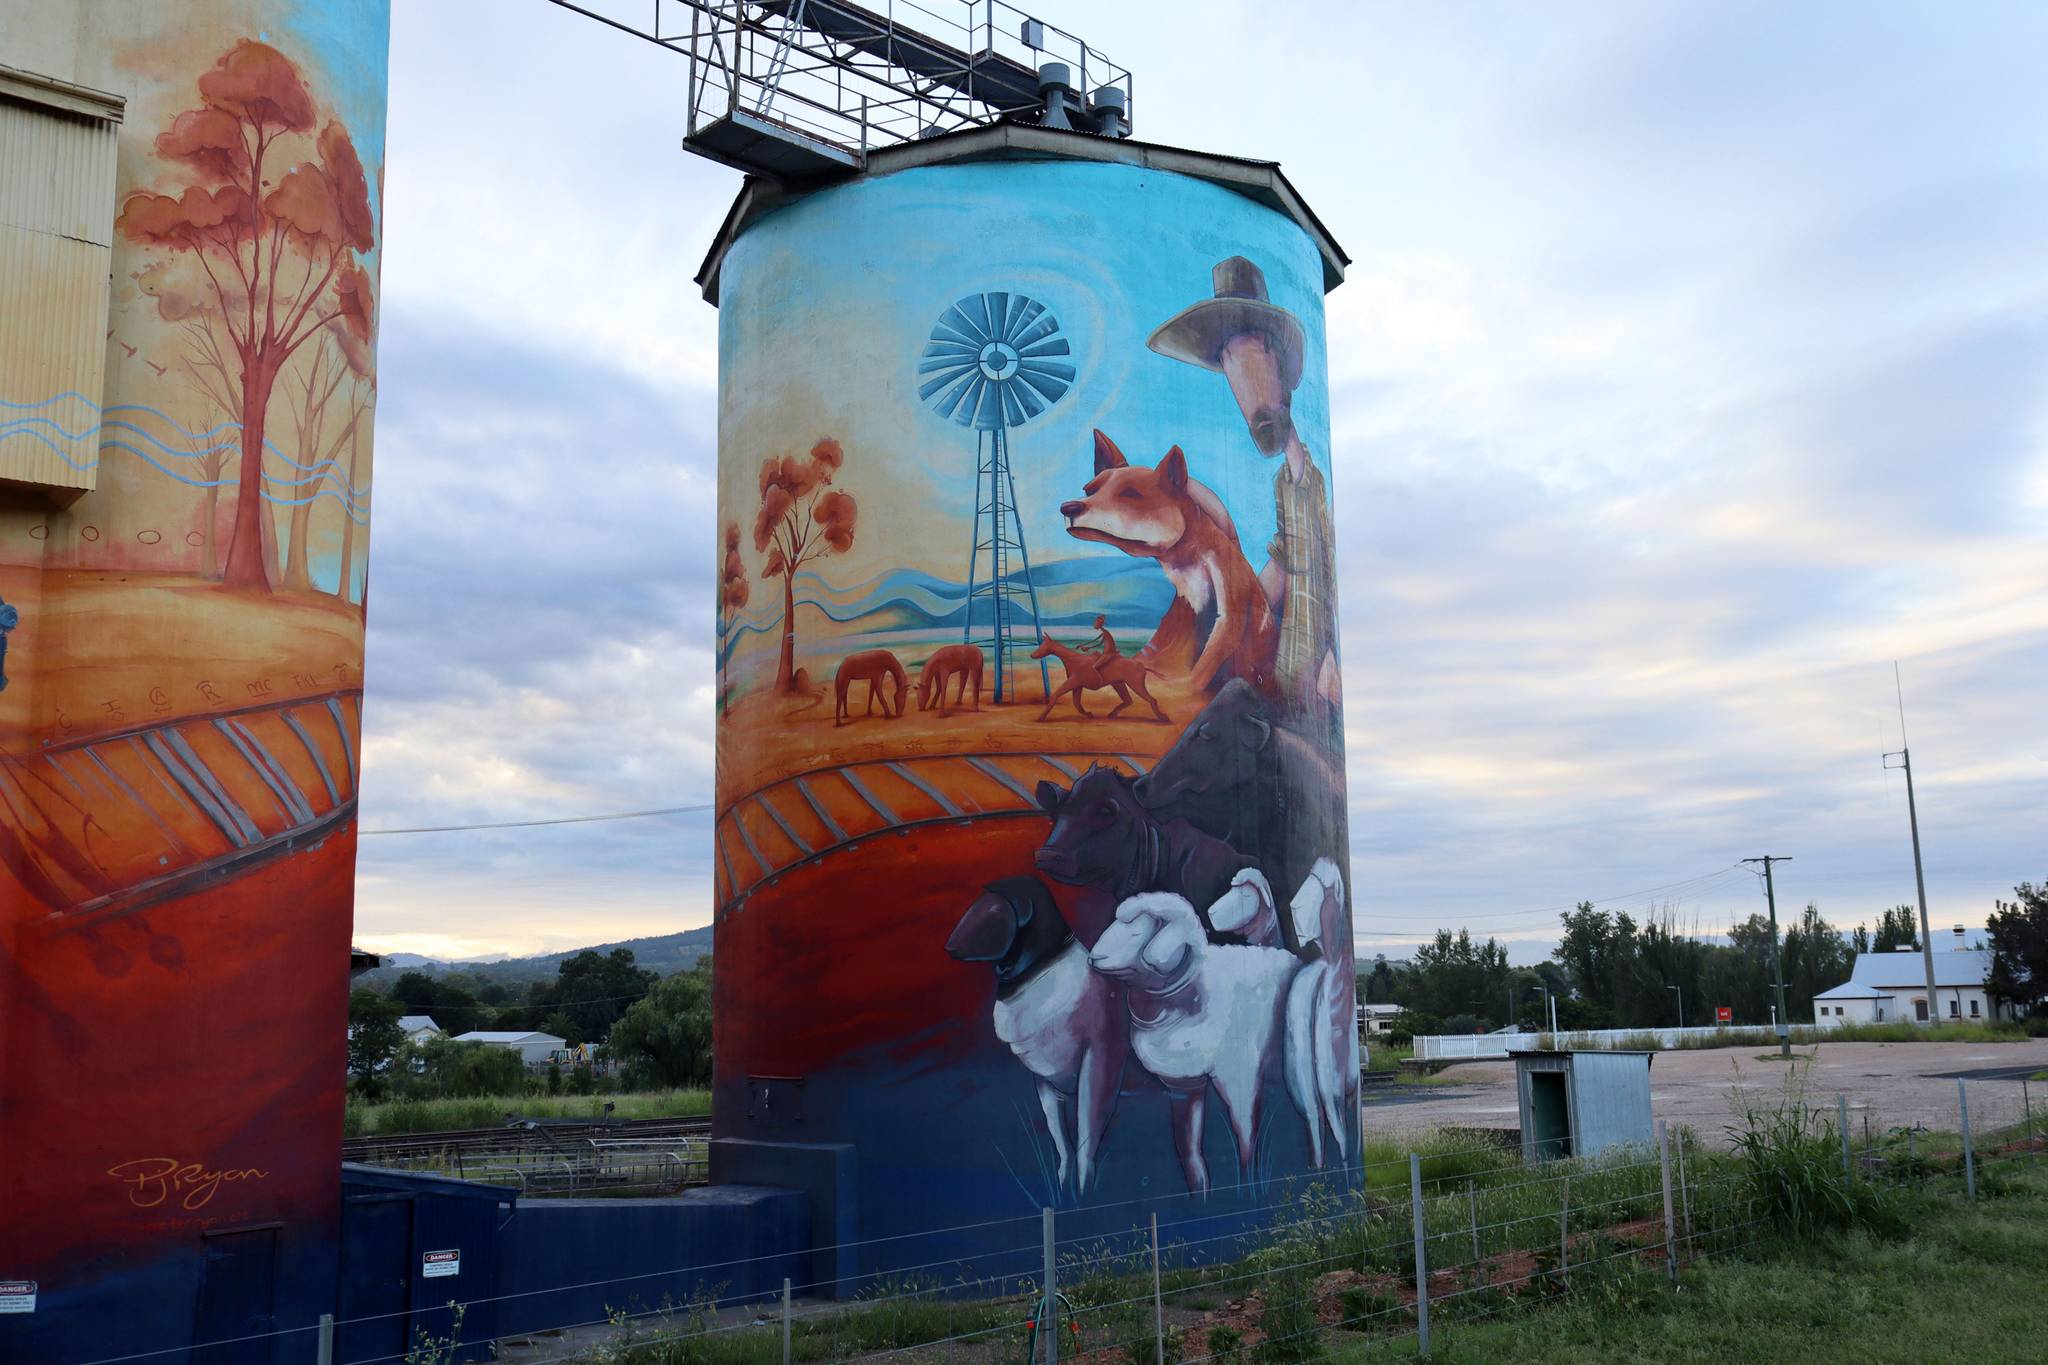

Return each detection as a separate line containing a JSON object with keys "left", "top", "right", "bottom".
{"left": 106, "top": 1157, "right": 269, "bottom": 1211}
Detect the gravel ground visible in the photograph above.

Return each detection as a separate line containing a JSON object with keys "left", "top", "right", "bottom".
{"left": 1366, "top": 1039, "right": 2048, "bottom": 1146}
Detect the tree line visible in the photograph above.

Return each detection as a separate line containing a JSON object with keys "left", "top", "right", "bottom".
{"left": 1366, "top": 879, "right": 2048, "bottom": 1037}
{"left": 348, "top": 948, "right": 714, "bottom": 1098}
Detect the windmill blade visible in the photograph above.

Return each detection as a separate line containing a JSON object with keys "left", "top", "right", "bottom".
{"left": 1008, "top": 311, "right": 1060, "bottom": 350}
{"left": 970, "top": 374, "right": 1006, "bottom": 429}
{"left": 937, "top": 305, "right": 990, "bottom": 347}
{"left": 1017, "top": 335, "right": 1070, "bottom": 358}
{"left": 931, "top": 371, "right": 982, "bottom": 424}
{"left": 921, "top": 337, "right": 980, "bottom": 359}
{"left": 918, "top": 354, "right": 980, "bottom": 380}
{"left": 1014, "top": 367, "right": 1071, "bottom": 407}
{"left": 919, "top": 364, "right": 980, "bottom": 402}
{"left": 962, "top": 294, "right": 997, "bottom": 340}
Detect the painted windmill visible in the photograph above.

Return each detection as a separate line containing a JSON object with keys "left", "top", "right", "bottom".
{"left": 918, "top": 292, "right": 1075, "bottom": 702}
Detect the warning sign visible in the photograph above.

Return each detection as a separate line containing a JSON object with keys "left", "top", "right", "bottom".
{"left": 422, "top": 1250, "right": 460, "bottom": 1279}
{"left": 0, "top": 1280, "right": 36, "bottom": 1313}
{"left": 1715, "top": 1006, "right": 1733, "bottom": 1024}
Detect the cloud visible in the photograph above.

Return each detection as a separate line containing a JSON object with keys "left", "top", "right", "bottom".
{"left": 361, "top": 1, "right": 2048, "bottom": 964}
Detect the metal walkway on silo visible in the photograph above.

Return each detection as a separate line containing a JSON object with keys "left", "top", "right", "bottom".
{"left": 713, "top": 748, "right": 1149, "bottom": 911}
{"left": 1, "top": 691, "right": 363, "bottom": 927}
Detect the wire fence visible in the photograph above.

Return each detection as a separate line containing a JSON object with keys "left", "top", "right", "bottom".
{"left": 69, "top": 1075, "right": 2046, "bottom": 1365}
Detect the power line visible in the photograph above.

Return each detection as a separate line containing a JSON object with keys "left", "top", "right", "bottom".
{"left": 359, "top": 802, "right": 715, "bottom": 835}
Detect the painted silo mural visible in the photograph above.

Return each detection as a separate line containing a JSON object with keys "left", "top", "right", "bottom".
{"left": 713, "top": 158, "right": 1355, "bottom": 1252}
{"left": 0, "top": 2, "right": 387, "bottom": 1351}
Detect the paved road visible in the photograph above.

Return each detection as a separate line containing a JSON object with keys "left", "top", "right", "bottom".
{"left": 1366, "top": 1040, "right": 2048, "bottom": 1146}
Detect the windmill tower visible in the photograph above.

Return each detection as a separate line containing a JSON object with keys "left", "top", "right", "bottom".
{"left": 918, "top": 292, "right": 1074, "bottom": 701}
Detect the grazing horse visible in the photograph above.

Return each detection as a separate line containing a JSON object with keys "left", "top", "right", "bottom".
{"left": 834, "top": 650, "right": 907, "bottom": 725}
{"left": 917, "top": 644, "right": 985, "bottom": 715}
{"left": 1030, "top": 637, "right": 1169, "bottom": 723}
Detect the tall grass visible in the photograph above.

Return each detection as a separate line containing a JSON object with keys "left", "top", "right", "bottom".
{"left": 344, "top": 1088, "right": 711, "bottom": 1137}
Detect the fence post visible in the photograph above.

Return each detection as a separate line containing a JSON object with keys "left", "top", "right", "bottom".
{"left": 1676, "top": 1129, "right": 1693, "bottom": 1245}
{"left": 1558, "top": 1173, "right": 1569, "bottom": 1286}
{"left": 1958, "top": 1079, "right": 1976, "bottom": 1201}
{"left": 1837, "top": 1094, "right": 1853, "bottom": 1184}
{"left": 316, "top": 1312, "right": 333, "bottom": 1365}
{"left": 1466, "top": 1180, "right": 1480, "bottom": 1264}
{"left": 1042, "top": 1207, "right": 1057, "bottom": 1365}
{"left": 1409, "top": 1153, "right": 1430, "bottom": 1356}
{"left": 1150, "top": 1212, "right": 1164, "bottom": 1365}
{"left": 782, "top": 1277, "right": 792, "bottom": 1365}
{"left": 2025, "top": 1077, "right": 2034, "bottom": 1150}
{"left": 1657, "top": 1120, "right": 1678, "bottom": 1285}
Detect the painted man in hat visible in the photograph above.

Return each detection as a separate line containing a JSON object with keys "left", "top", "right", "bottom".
{"left": 1148, "top": 257, "right": 1339, "bottom": 723}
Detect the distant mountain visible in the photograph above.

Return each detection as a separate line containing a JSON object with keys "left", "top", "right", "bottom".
{"left": 358, "top": 926, "right": 712, "bottom": 987}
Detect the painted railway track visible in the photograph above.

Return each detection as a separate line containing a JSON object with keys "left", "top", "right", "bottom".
{"left": 713, "top": 748, "right": 1150, "bottom": 912}
{"left": 1, "top": 690, "right": 363, "bottom": 927}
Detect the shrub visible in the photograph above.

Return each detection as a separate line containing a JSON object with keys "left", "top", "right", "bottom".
{"left": 1730, "top": 1092, "right": 1903, "bottom": 1238}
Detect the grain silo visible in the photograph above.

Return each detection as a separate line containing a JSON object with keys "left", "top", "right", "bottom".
{"left": 0, "top": 3, "right": 388, "bottom": 1358}
{"left": 676, "top": 3, "right": 1359, "bottom": 1277}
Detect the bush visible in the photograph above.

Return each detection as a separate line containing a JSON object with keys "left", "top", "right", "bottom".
{"left": 1730, "top": 1093, "right": 1903, "bottom": 1238}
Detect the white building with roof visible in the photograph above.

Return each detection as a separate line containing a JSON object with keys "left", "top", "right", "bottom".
{"left": 452, "top": 1030, "right": 568, "bottom": 1065}
{"left": 1813, "top": 930, "right": 2016, "bottom": 1027}
{"left": 397, "top": 1014, "right": 441, "bottom": 1039}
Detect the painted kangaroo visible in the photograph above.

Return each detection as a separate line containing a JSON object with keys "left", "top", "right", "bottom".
{"left": 833, "top": 649, "right": 907, "bottom": 726}
{"left": 917, "top": 643, "right": 985, "bottom": 715}
{"left": 1030, "top": 636, "right": 1169, "bottom": 723}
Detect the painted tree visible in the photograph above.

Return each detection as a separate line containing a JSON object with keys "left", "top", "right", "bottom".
{"left": 752, "top": 438, "right": 856, "bottom": 692}
{"left": 279, "top": 314, "right": 373, "bottom": 591}
{"left": 720, "top": 520, "right": 750, "bottom": 617}
{"left": 116, "top": 40, "right": 376, "bottom": 590}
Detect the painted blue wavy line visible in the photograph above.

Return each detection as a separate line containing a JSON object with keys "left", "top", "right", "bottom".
{"left": 0, "top": 391, "right": 101, "bottom": 411}
{"left": 0, "top": 429, "right": 371, "bottom": 511}
{"left": 4, "top": 395, "right": 369, "bottom": 484}
{"left": 1, "top": 426, "right": 96, "bottom": 470}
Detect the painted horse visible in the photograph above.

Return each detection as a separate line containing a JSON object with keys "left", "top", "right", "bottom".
{"left": 1030, "top": 637, "right": 1169, "bottom": 723}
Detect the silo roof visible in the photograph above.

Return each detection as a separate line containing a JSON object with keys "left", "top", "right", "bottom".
{"left": 694, "top": 122, "right": 1351, "bottom": 305}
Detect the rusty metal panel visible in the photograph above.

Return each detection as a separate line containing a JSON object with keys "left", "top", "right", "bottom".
{"left": 0, "top": 81, "right": 122, "bottom": 497}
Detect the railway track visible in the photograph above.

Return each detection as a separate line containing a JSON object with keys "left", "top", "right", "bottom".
{"left": 342, "top": 1113, "right": 712, "bottom": 1168}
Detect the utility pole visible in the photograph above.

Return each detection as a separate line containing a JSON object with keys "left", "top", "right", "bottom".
{"left": 1743, "top": 856, "right": 1794, "bottom": 1059}
{"left": 1883, "top": 663, "right": 1939, "bottom": 1028}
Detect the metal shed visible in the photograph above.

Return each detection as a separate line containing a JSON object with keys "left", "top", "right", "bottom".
{"left": 1514, "top": 1050, "right": 1655, "bottom": 1162}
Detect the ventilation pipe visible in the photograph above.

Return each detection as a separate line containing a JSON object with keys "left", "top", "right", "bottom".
{"left": 1952, "top": 925, "right": 1966, "bottom": 950}
{"left": 1036, "top": 62, "right": 1077, "bottom": 130}
{"left": 1088, "top": 85, "right": 1130, "bottom": 138}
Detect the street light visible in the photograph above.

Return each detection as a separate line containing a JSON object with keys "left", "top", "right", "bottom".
{"left": 1528, "top": 985, "right": 1556, "bottom": 1036}
{"left": 1668, "top": 984, "right": 1683, "bottom": 1029}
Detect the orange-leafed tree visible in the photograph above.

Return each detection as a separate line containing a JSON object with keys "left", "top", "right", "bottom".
{"left": 753, "top": 439, "right": 856, "bottom": 693}
{"left": 116, "top": 40, "right": 376, "bottom": 591}
{"left": 720, "top": 521, "right": 750, "bottom": 617}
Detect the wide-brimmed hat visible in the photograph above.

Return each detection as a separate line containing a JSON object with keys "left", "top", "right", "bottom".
{"left": 1146, "top": 256, "right": 1305, "bottom": 391}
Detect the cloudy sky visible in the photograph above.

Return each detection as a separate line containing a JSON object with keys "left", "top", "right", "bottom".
{"left": 354, "top": 0, "right": 2048, "bottom": 965}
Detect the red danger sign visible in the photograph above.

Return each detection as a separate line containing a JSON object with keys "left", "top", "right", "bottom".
{"left": 1715, "top": 1006, "right": 1733, "bottom": 1024}
{"left": 422, "top": 1250, "right": 460, "bottom": 1279}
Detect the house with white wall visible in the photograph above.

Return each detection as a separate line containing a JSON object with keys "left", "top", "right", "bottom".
{"left": 397, "top": 1014, "right": 441, "bottom": 1039}
{"left": 1812, "top": 929, "right": 2016, "bottom": 1027}
{"left": 452, "top": 1030, "right": 568, "bottom": 1065}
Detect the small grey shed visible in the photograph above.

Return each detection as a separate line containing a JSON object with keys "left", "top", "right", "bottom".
{"left": 1514, "top": 1050, "right": 1655, "bottom": 1161}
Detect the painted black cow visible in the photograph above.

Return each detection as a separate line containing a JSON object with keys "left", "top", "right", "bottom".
{"left": 1033, "top": 765, "right": 1261, "bottom": 945}
{"left": 1133, "top": 679, "right": 1348, "bottom": 957}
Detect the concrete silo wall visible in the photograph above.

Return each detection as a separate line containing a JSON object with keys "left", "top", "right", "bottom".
{"left": 711, "top": 156, "right": 1356, "bottom": 1266}
{"left": 0, "top": 2, "right": 388, "bottom": 1356}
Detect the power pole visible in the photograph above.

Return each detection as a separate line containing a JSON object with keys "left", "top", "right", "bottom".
{"left": 1743, "top": 856, "right": 1794, "bottom": 1059}
{"left": 1883, "top": 663, "right": 1939, "bottom": 1027}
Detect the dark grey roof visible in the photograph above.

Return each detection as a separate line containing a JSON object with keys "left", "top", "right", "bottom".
{"left": 695, "top": 122, "right": 1349, "bottom": 304}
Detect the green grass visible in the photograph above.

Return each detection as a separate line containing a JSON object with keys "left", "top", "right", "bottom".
{"left": 343, "top": 1088, "right": 710, "bottom": 1137}
{"left": 1362, "top": 1163, "right": 2048, "bottom": 1363}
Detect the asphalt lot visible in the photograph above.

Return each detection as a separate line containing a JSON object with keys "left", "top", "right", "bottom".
{"left": 1367, "top": 1039, "right": 2048, "bottom": 1146}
